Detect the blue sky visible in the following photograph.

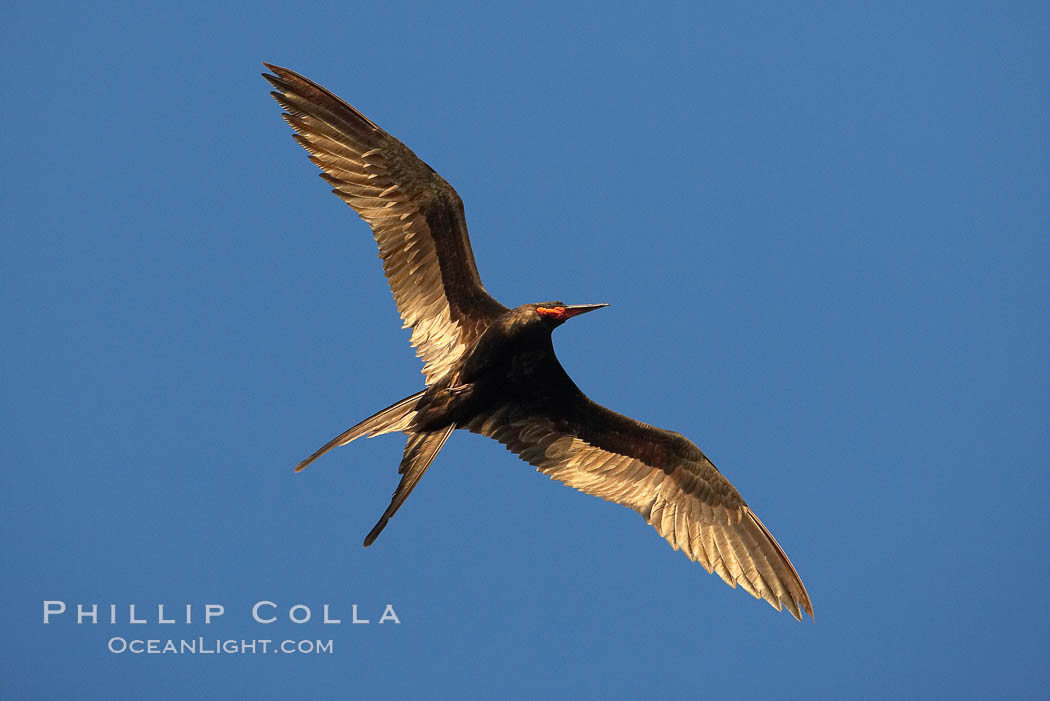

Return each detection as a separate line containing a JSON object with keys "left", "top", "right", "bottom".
{"left": 3, "top": 1, "right": 1047, "bottom": 699}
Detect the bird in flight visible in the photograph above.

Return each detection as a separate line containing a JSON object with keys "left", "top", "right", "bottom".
{"left": 263, "top": 64, "right": 813, "bottom": 620}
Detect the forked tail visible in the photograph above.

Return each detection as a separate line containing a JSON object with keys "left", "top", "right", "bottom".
{"left": 363, "top": 424, "right": 456, "bottom": 546}
{"left": 294, "top": 390, "right": 425, "bottom": 472}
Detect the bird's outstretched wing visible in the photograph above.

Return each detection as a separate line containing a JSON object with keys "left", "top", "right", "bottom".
{"left": 263, "top": 64, "right": 507, "bottom": 384}
{"left": 465, "top": 393, "right": 813, "bottom": 620}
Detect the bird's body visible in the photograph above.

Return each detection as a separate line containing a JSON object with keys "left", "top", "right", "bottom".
{"left": 264, "top": 64, "right": 813, "bottom": 620}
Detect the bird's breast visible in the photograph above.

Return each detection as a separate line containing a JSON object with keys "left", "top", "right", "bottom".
{"left": 508, "top": 350, "right": 547, "bottom": 384}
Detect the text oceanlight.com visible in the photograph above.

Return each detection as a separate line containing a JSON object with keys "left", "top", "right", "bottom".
{"left": 107, "top": 637, "right": 334, "bottom": 655}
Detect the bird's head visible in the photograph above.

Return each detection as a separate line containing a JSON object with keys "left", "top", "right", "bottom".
{"left": 530, "top": 301, "right": 609, "bottom": 328}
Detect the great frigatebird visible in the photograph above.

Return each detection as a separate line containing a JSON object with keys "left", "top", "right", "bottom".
{"left": 263, "top": 64, "right": 813, "bottom": 620}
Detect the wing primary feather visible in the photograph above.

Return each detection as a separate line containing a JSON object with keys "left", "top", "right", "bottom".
{"left": 263, "top": 63, "right": 507, "bottom": 385}
{"left": 464, "top": 395, "right": 812, "bottom": 620}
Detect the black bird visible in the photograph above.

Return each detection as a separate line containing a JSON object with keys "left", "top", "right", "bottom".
{"left": 264, "top": 64, "right": 813, "bottom": 620}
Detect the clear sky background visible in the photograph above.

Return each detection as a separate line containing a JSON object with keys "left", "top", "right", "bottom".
{"left": 3, "top": 2, "right": 1047, "bottom": 699}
